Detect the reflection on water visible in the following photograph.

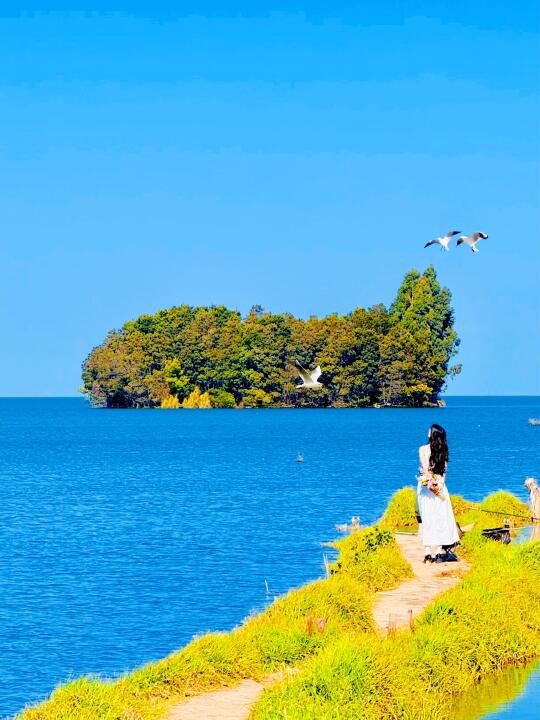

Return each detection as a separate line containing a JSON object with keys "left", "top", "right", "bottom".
{"left": 452, "top": 662, "right": 540, "bottom": 720}
{"left": 514, "top": 525, "right": 538, "bottom": 544}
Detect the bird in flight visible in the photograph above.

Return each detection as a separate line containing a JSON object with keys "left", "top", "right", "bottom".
{"left": 456, "top": 231, "right": 488, "bottom": 253}
{"left": 424, "top": 230, "right": 461, "bottom": 251}
{"left": 293, "top": 361, "right": 323, "bottom": 390}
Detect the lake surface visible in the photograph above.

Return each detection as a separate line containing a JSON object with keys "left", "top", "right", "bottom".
{"left": 0, "top": 397, "right": 538, "bottom": 717}
{"left": 453, "top": 663, "right": 540, "bottom": 720}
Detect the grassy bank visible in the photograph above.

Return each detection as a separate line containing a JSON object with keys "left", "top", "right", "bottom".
{"left": 19, "top": 491, "right": 539, "bottom": 720}
{"left": 253, "top": 540, "right": 540, "bottom": 719}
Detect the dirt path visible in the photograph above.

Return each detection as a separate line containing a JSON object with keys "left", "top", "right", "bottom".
{"left": 372, "top": 534, "right": 469, "bottom": 633}
{"left": 166, "top": 673, "right": 288, "bottom": 720}
{"left": 166, "top": 679, "right": 267, "bottom": 720}
{"left": 167, "top": 533, "right": 469, "bottom": 720}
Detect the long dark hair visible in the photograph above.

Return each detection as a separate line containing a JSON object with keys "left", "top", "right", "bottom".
{"left": 429, "top": 423, "right": 448, "bottom": 475}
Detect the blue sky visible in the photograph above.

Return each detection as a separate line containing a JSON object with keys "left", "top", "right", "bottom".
{"left": 0, "top": 3, "right": 538, "bottom": 396}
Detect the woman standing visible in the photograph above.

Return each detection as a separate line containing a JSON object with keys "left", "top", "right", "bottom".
{"left": 525, "top": 477, "right": 540, "bottom": 541}
{"left": 417, "top": 423, "right": 460, "bottom": 563}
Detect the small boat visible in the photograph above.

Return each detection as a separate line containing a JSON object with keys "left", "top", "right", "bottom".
{"left": 528, "top": 418, "right": 540, "bottom": 426}
{"left": 296, "top": 454, "right": 304, "bottom": 463}
{"left": 481, "top": 523, "right": 512, "bottom": 545}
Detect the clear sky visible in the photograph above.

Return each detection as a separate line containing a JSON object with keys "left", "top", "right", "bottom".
{"left": 0, "top": 2, "right": 539, "bottom": 396}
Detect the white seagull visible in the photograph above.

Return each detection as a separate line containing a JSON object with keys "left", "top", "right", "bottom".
{"left": 294, "top": 361, "right": 323, "bottom": 390}
{"left": 424, "top": 230, "right": 461, "bottom": 251}
{"left": 456, "top": 231, "right": 488, "bottom": 253}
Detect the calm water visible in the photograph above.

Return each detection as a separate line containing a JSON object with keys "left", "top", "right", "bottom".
{"left": 0, "top": 397, "right": 538, "bottom": 717}
{"left": 453, "top": 663, "right": 540, "bottom": 720}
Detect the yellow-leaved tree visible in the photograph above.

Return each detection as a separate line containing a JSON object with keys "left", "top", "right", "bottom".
{"left": 160, "top": 394, "right": 181, "bottom": 409}
{"left": 182, "top": 387, "right": 213, "bottom": 408}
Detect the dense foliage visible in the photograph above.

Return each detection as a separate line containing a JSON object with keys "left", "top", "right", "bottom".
{"left": 82, "top": 266, "right": 461, "bottom": 408}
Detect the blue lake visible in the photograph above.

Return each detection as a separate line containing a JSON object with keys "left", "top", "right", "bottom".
{"left": 453, "top": 663, "right": 540, "bottom": 720}
{"left": 0, "top": 397, "right": 538, "bottom": 717}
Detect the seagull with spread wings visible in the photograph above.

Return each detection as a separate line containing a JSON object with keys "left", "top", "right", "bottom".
{"left": 424, "top": 230, "right": 461, "bottom": 251}
{"left": 293, "top": 361, "right": 323, "bottom": 390}
{"left": 456, "top": 231, "right": 488, "bottom": 253}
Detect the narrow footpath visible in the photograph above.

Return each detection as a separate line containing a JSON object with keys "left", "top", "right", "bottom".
{"left": 372, "top": 533, "right": 469, "bottom": 633}
{"left": 167, "top": 533, "right": 470, "bottom": 720}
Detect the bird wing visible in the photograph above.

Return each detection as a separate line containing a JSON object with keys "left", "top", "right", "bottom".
{"left": 310, "top": 365, "right": 322, "bottom": 382}
{"left": 424, "top": 239, "right": 439, "bottom": 248}
{"left": 471, "top": 232, "right": 488, "bottom": 242}
{"left": 294, "top": 361, "right": 311, "bottom": 383}
{"left": 444, "top": 230, "right": 461, "bottom": 239}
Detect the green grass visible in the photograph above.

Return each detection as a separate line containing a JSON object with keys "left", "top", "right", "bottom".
{"left": 330, "top": 526, "right": 414, "bottom": 589}
{"left": 19, "top": 490, "right": 539, "bottom": 720}
{"left": 251, "top": 540, "right": 540, "bottom": 719}
{"left": 457, "top": 491, "right": 531, "bottom": 556}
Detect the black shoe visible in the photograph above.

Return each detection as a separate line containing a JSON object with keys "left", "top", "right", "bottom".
{"left": 434, "top": 553, "right": 446, "bottom": 563}
{"left": 443, "top": 550, "right": 458, "bottom": 562}
{"left": 423, "top": 554, "right": 433, "bottom": 563}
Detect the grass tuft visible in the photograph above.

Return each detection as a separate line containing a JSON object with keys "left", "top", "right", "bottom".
{"left": 330, "top": 526, "right": 414, "bottom": 589}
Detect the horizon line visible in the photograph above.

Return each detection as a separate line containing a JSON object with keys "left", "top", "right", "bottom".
{"left": 0, "top": 394, "right": 538, "bottom": 400}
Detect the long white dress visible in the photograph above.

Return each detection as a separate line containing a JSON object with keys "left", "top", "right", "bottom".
{"left": 417, "top": 444, "right": 460, "bottom": 547}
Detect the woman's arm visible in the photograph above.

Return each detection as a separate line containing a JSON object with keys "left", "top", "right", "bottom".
{"left": 419, "top": 446, "right": 430, "bottom": 476}
{"left": 438, "top": 462, "right": 448, "bottom": 485}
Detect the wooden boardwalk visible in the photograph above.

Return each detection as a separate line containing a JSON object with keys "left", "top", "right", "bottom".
{"left": 167, "top": 533, "right": 469, "bottom": 720}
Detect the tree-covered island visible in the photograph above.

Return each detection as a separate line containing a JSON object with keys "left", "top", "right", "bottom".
{"left": 82, "top": 266, "right": 461, "bottom": 408}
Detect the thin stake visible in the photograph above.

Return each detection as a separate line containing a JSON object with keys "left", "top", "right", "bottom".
{"left": 323, "top": 553, "right": 330, "bottom": 578}
{"left": 408, "top": 608, "right": 414, "bottom": 631}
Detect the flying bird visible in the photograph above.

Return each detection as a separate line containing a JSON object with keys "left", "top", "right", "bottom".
{"left": 456, "top": 232, "right": 488, "bottom": 253}
{"left": 293, "top": 361, "right": 323, "bottom": 390}
{"left": 424, "top": 230, "right": 461, "bottom": 251}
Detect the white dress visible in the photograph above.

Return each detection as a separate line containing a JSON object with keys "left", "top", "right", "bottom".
{"left": 417, "top": 444, "right": 460, "bottom": 547}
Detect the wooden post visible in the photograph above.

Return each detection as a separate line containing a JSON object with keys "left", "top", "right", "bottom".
{"left": 408, "top": 608, "right": 414, "bottom": 631}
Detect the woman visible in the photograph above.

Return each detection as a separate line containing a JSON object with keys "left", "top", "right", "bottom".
{"left": 417, "top": 423, "right": 460, "bottom": 563}
{"left": 525, "top": 477, "right": 540, "bottom": 541}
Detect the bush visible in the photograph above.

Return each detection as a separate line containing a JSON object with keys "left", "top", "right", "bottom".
{"left": 241, "top": 388, "right": 274, "bottom": 408}
{"left": 330, "top": 526, "right": 413, "bottom": 590}
{"left": 378, "top": 487, "right": 418, "bottom": 531}
{"left": 160, "top": 393, "right": 181, "bottom": 409}
{"left": 182, "top": 387, "right": 212, "bottom": 408}
{"left": 209, "top": 389, "right": 237, "bottom": 408}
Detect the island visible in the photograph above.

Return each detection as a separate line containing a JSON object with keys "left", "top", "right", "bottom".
{"left": 81, "top": 266, "right": 461, "bottom": 409}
